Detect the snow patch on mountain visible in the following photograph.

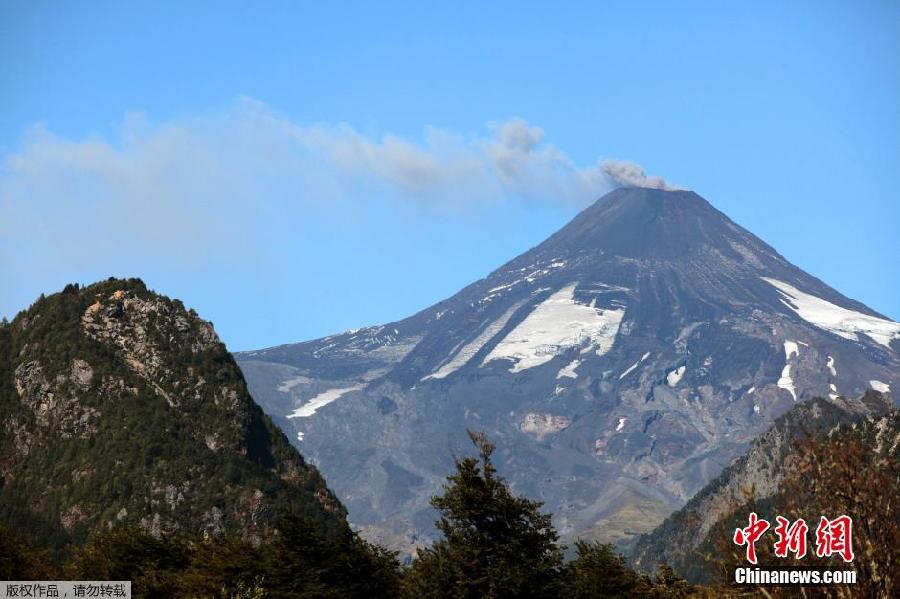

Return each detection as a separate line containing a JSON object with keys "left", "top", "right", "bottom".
{"left": 666, "top": 366, "right": 686, "bottom": 387}
{"left": 287, "top": 384, "right": 365, "bottom": 418}
{"left": 557, "top": 359, "right": 582, "bottom": 379}
{"left": 869, "top": 380, "right": 891, "bottom": 393}
{"left": 777, "top": 365, "right": 796, "bottom": 401}
{"left": 619, "top": 362, "right": 639, "bottom": 380}
{"left": 482, "top": 284, "right": 625, "bottom": 373}
{"left": 764, "top": 278, "right": 900, "bottom": 348}
{"left": 826, "top": 356, "right": 836, "bottom": 377}
{"left": 616, "top": 417, "right": 627, "bottom": 432}
{"left": 783, "top": 340, "right": 799, "bottom": 360}
{"left": 424, "top": 301, "right": 526, "bottom": 380}
{"left": 775, "top": 338, "right": 801, "bottom": 401}
{"left": 619, "top": 352, "right": 651, "bottom": 380}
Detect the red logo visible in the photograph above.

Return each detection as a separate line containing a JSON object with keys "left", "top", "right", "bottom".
{"left": 815, "top": 515, "right": 854, "bottom": 563}
{"left": 773, "top": 516, "right": 808, "bottom": 559}
{"left": 733, "top": 512, "right": 770, "bottom": 564}
{"left": 733, "top": 513, "right": 853, "bottom": 564}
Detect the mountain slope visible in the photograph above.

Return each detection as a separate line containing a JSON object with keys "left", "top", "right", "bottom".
{"left": 629, "top": 390, "right": 893, "bottom": 580}
{"left": 0, "top": 278, "right": 347, "bottom": 551}
{"left": 237, "top": 188, "right": 899, "bottom": 553}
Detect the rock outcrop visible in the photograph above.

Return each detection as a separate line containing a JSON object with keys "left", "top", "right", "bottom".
{"left": 0, "top": 279, "right": 348, "bottom": 550}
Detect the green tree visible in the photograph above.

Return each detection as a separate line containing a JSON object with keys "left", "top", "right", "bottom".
{"left": 261, "top": 512, "right": 400, "bottom": 599}
{"left": 66, "top": 527, "right": 188, "bottom": 596}
{"left": 563, "top": 540, "right": 653, "bottom": 598}
{"left": 175, "top": 538, "right": 265, "bottom": 598}
{"left": 403, "top": 431, "right": 563, "bottom": 598}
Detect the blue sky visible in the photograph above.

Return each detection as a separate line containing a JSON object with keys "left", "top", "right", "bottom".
{"left": 1, "top": 1, "right": 898, "bottom": 350}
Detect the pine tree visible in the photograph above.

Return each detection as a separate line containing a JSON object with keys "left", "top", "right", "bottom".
{"left": 563, "top": 540, "right": 653, "bottom": 598}
{"left": 66, "top": 527, "right": 188, "bottom": 596}
{"left": 403, "top": 431, "right": 563, "bottom": 598}
{"left": 261, "top": 512, "right": 400, "bottom": 599}
{"left": 174, "top": 537, "right": 265, "bottom": 598}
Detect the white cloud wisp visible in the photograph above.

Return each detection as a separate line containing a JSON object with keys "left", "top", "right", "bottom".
{"left": 0, "top": 97, "right": 679, "bottom": 320}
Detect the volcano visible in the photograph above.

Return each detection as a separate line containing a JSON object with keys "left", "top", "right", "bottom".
{"left": 237, "top": 187, "right": 898, "bottom": 553}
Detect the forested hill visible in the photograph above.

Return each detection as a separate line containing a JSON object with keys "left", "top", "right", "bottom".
{"left": 0, "top": 278, "right": 348, "bottom": 551}
{"left": 631, "top": 390, "right": 897, "bottom": 590}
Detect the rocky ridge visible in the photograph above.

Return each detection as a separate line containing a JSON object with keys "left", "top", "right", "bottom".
{"left": 0, "top": 279, "right": 347, "bottom": 550}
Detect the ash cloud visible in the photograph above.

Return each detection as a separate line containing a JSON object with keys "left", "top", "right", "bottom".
{"left": 0, "top": 97, "right": 682, "bottom": 319}
{"left": 1, "top": 98, "right": 681, "bottom": 219}
{"left": 600, "top": 159, "right": 682, "bottom": 191}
